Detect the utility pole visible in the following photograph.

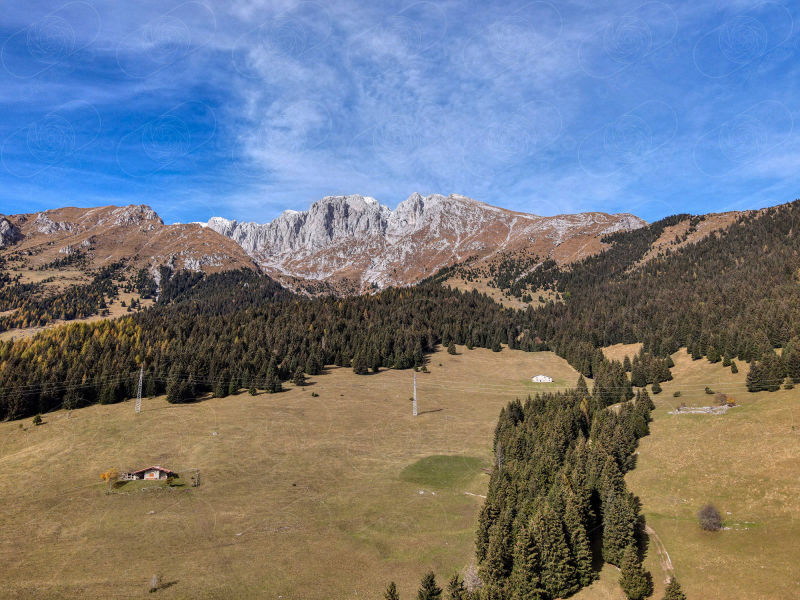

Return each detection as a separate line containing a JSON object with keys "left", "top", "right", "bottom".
{"left": 412, "top": 372, "right": 418, "bottom": 417}
{"left": 135, "top": 365, "right": 143, "bottom": 414}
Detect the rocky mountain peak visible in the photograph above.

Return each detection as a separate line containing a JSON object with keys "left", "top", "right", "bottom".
{"left": 204, "top": 193, "right": 647, "bottom": 292}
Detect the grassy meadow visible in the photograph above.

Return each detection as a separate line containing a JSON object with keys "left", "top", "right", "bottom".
{"left": 3, "top": 337, "right": 798, "bottom": 599}
{"left": 0, "top": 346, "right": 579, "bottom": 599}
{"left": 622, "top": 346, "right": 800, "bottom": 600}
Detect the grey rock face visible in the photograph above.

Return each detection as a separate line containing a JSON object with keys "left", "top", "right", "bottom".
{"left": 204, "top": 193, "right": 647, "bottom": 288}
{"left": 0, "top": 217, "right": 22, "bottom": 247}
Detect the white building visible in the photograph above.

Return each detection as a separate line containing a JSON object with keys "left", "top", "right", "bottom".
{"left": 531, "top": 375, "right": 553, "bottom": 383}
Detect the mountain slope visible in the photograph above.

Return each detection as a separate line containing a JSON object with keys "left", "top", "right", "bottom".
{"left": 1, "top": 204, "right": 257, "bottom": 274}
{"left": 205, "top": 193, "right": 646, "bottom": 292}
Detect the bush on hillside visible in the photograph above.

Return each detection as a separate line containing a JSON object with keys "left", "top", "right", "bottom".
{"left": 697, "top": 503, "right": 723, "bottom": 531}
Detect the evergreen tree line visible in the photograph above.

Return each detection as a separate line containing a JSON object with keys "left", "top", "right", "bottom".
{"left": 478, "top": 201, "right": 800, "bottom": 379}
{"left": 0, "top": 271, "right": 544, "bottom": 420}
{"left": 391, "top": 385, "right": 678, "bottom": 600}
{"left": 473, "top": 386, "right": 655, "bottom": 599}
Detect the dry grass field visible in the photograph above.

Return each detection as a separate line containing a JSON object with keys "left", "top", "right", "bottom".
{"left": 3, "top": 336, "right": 797, "bottom": 599}
{"left": 601, "top": 343, "right": 643, "bottom": 364}
{"left": 626, "top": 349, "right": 800, "bottom": 600}
{"left": 0, "top": 346, "right": 580, "bottom": 599}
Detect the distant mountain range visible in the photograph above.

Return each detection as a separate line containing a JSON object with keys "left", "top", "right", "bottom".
{"left": 2, "top": 194, "right": 648, "bottom": 293}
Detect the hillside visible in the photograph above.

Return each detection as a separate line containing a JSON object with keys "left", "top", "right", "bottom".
{"left": 626, "top": 348, "right": 800, "bottom": 600}
{"left": 0, "top": 346, "right": 580, "bottom": 599}
{"left": 1, "top": 204, "right": 256, "bottom": 274}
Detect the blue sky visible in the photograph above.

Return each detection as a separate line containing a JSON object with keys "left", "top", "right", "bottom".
{"left": 0, "top": 0, "right": 798, "bottom": 223}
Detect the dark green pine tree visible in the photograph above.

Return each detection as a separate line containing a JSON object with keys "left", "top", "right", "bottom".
{"left": 292, "top": 367, "right": 307, "bottom": 386}
{"left": 602, "top": 492, "right": 636, "bottom": 566}
{"left": 445, "top": 573, "right": 466, "bottom": 600}
{"left": 417, "top": 571, "right": 442, "bottom": 600}
{"left": 746, "top": 360, "right": 765, "bottom": 392}
{"left": 265, "top": 358, "right": 283, "bottom": 393}
{"left": 447, "top": 341, "right": 457, "bottom": 355}
{"left": 564, "top": 496, "right": 595, "bottom": 588}
{"left": 214, "top": 378, "right": 227, "bottom": 398}
{"left": 784, "top": 339, "right": 800, "bottom": 383}
{"left": 630, "top": 362, "right": 647, "bottom": 388}
{"left": 662, "top": 577, "right": 687, "bottom": 600}
{"left": 384, "top": 581, "right": 400, "bottom": 600}
{"left": 599, "top": 454, "right": 625, "bottom": 498}
{"left": 651, "top": 380, "right": 662, "bottom": 395}
{"left": 509, "top": 522, "right": 544, "bottom": 600}
{"left": 480, "top": 509, "right": 514, "bottom": 586}
{"left": 305, "top": 351, "right": 323, "bottom": 376}
{"left": 730, "top": 360, "right": 738, "bottom": 374}
{"left": 227, "top": 378, "right": 238, "bottom": 396}
{"left": 618, "top": 544, "right": 652, "bottom": 600}
{"left": 533, "top": 509, "right": 579, "bottom": 599}
{"left": 352, "top": 352, "right": 369, "bottom": 375}
{"left": 762, "top": 351, "right": 785, "bottom": 391}
{"left": 576, "top": 374, "right": 589, "bottom": 397}
{"left": 706, "top": 345, "right": 721, "bottom": 363}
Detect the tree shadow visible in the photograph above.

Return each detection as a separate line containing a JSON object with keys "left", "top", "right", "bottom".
{"left": 417, "top": 408, "right": 444, "bottom": 415}
{"left": 155, "top": 580, "right": 178, "bottom": 592}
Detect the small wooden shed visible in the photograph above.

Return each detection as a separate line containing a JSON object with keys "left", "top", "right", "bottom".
{"left": 129, "top": 466, "right": 178, "bottom": 481}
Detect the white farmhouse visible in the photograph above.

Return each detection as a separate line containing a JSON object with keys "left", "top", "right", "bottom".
{"left": 531, "top": 375, "right": 553, "bottom": 383}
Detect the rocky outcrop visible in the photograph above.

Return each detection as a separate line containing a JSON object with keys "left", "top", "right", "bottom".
{"left": 0, "top": 217, "right": 22, "bottom": 247}
{"left": 205, "top": 193, "right": 647, "bottom": 291}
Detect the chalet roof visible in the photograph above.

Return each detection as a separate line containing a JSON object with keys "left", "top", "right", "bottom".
{"left": 130, "top": 465, "right": 177, "bottom": 475}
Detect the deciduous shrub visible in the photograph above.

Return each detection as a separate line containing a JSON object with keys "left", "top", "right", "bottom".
{"left": 697, "top": 503, "right": 723, "bottom": 531}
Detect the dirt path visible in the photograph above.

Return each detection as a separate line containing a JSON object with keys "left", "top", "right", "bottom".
{"left": 645, "top": 524, "right": 674, "bottom": 583}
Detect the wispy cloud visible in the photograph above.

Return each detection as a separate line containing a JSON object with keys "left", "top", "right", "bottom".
{"left": 0, "top": 0, "right": 798, "bottom": 223}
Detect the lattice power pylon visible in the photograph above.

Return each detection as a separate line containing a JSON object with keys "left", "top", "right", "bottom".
{"left": 135, "top": 365, "right": 143, "bottom": 414}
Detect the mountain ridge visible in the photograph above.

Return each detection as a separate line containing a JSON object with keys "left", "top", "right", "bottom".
{"left": 202, "top": 193, "right": 647, "bottom": 292}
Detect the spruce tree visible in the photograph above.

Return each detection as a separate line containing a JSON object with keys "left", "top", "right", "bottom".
{"left": 352, "top": 352, "right": 369, "bottom": 375}
{"left": 265, "top": 359, "right": 282, "bottom": 393}
{"left": 533, "top": 509, "right": 579, "bottom": 599}
{"left": 445, "top": 573, "right": 466, "bottom": 600}
{"left": 662, "top": 577, "right": 686, "bottom": 600}
{"left": 509, "top": 522, "right": 543, "bottom": 600}
{"left": 564, "top": 496, "right": 595, "bottom": 587}
{"left": 651, "top": 380, "right": 662, "bottom": 394}
{"left": 447, "top": 341, "right": 457, "bottom": 355}
{"left": 602, "top": 492, "right": 636, "bottom": 566}
{"left": 576, "top": 374, "right": 589, "bottom": 397}
{"left": 384, "top": 581, "right": 400, "bottom": 600}
{"left": 618, "top": 544, "right": 652, "bottom": 600}
{"left": 417, "top": 571, "right": 442, "bottom": 600}
{"left": 292, "top": 367, "right": 307, "bottom": 387}
{"left": 746, "top": 360, "right": 764, "bottom": 392}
